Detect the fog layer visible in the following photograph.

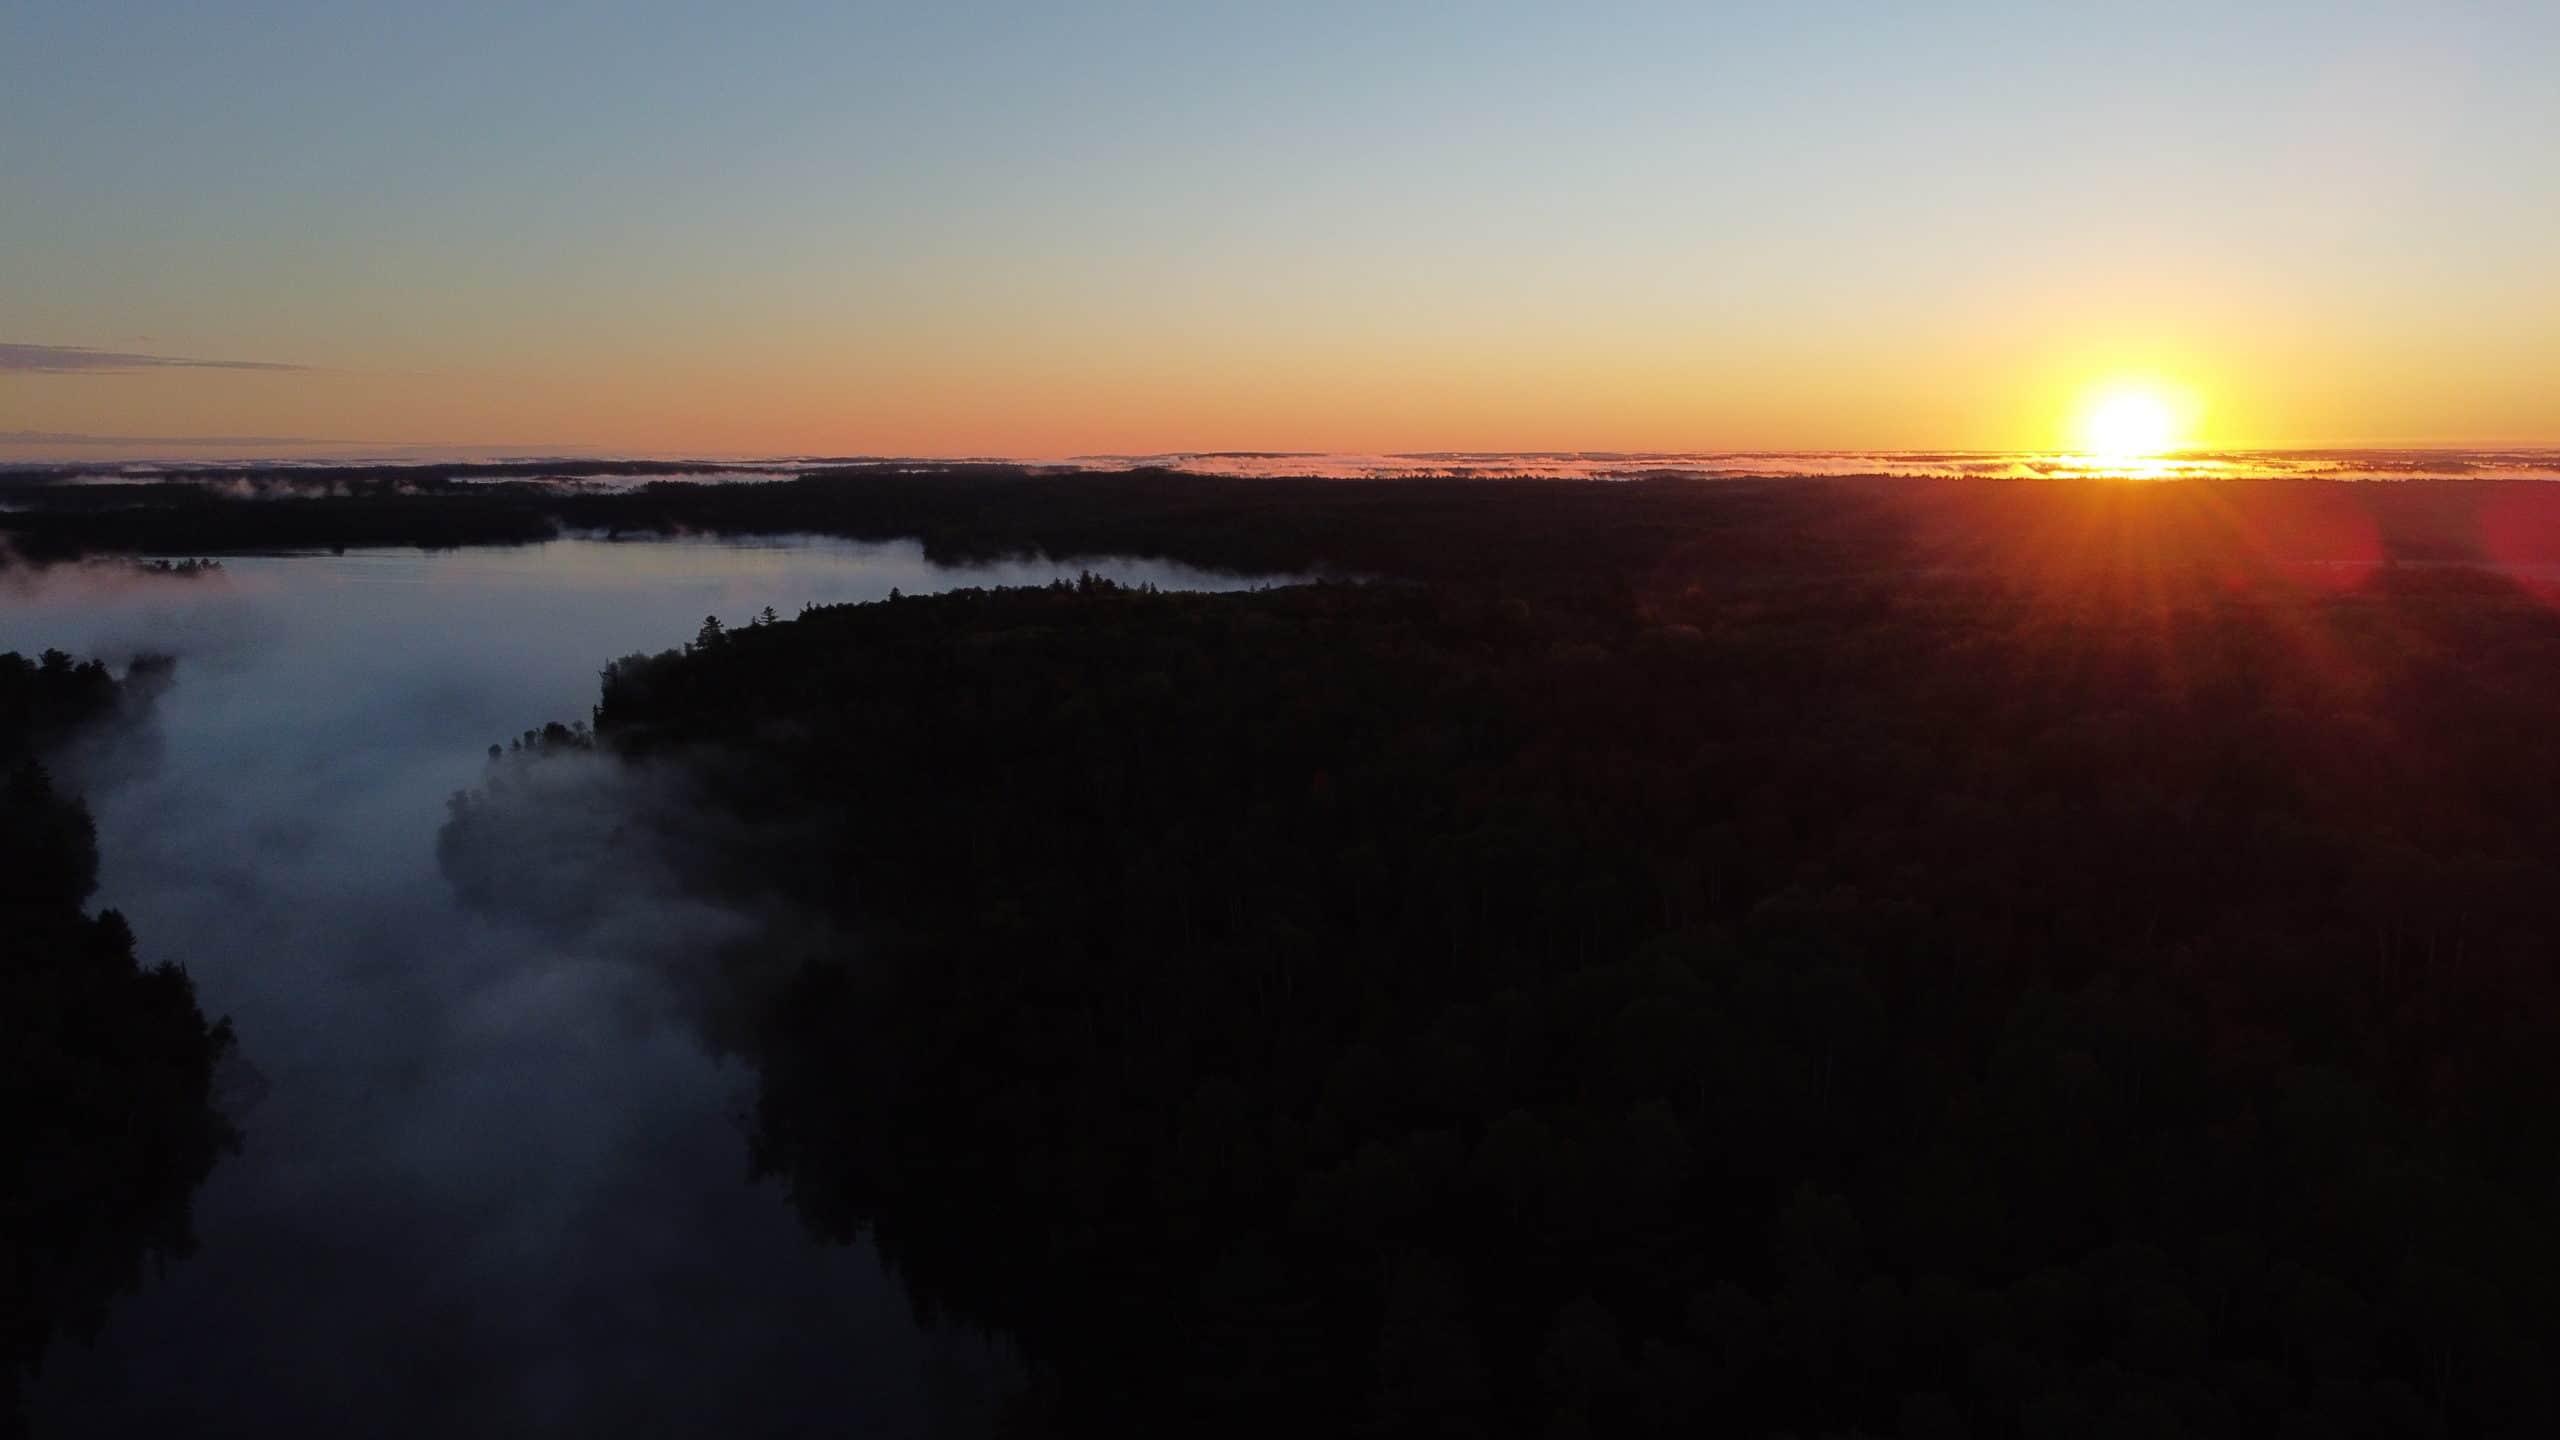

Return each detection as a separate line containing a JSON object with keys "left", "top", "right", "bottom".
{"left": 0, "top": 538, "right": 1269, "bottom": 1437}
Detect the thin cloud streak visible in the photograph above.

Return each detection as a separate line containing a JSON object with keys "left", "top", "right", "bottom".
{"left": 0, "top": 430, "right": 349, "bottom": 448}
{"left": 0, "top": 342, "right": 309, "bottom": 374}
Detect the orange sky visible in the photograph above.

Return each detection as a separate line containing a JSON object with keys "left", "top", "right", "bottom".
{"left": 6, "top": 3, "right": 2556, "bottom": 459}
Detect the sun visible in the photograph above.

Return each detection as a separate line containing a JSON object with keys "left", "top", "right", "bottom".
{"left": 2074, "top": 381, "right": 2198, "bottom": 464}
{"left": 2086, "top": 391, "right": 2174, "bottom": 458}
{"left": 2068, "top": 371, "right": 2211, "bottom": 461}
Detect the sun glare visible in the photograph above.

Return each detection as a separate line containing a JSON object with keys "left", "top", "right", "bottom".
{"left": 2074, "top": 381, "right": 2201, "bottom": 467}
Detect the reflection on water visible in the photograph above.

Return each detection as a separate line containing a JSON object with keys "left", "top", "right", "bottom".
{"left": 0, "top": 537, "right": 1275, "bottom": 1438}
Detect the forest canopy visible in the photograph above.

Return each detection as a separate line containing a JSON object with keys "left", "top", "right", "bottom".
{"left": 444, "top": 477, "right": 2560, "bottom": 1437}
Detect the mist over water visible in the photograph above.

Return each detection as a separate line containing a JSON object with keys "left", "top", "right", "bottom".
{"left": 0, "top": 537, "right": 1275, "bottom": 1437}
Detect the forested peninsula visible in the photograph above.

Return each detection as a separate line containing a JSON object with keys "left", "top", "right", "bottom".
{"left": 443, "top": 477, "right": 2560, "bottom": 1436}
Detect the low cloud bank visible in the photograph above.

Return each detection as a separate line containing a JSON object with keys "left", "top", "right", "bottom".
{"left": 0, "top": 342, "right": 307, "bottom": 374}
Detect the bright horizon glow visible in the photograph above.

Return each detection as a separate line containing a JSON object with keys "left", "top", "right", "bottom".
{"left": 2077, "top": 381, "right": 2202, "bottom": 464}
{"left": 4, "top": 3, "right": 2557, "bottom": 459}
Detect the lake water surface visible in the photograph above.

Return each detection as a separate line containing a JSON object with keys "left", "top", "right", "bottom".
{"left": 1, "top": 537, "right": 1273, "bottom": 1437}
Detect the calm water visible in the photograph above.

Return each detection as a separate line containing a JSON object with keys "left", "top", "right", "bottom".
{"left": 0, "top": 537, "right": 1274, "bottom": 1438}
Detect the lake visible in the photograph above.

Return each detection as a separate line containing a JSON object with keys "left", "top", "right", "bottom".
{"left": 1, "top": 537, "right": 1274, "bottom": 1437}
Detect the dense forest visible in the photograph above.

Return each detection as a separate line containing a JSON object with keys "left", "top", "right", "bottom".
{"left": 439, "top": 478, "right": 2560, "bottom": 1437}
{"left": 2, "top": 651, "right": 235, "bottom": 1437}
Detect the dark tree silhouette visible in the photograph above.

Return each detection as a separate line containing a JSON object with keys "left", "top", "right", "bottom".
{"left": 432, "top": 478, "right": 2560, "bottom": 1435}
{"left": 2, "top": 651, "right": 236, "bottom": 1436}
{"left": 22, "top": 458, "right": 2560, "bottom": 589}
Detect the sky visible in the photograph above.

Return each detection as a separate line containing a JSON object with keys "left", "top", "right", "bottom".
{"left": 3, "top": 1, "right": 2555, "bottom": 459}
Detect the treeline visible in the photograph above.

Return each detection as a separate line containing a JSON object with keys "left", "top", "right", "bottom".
{"left": 2, "top": 651, "right": 234, "bottom": 1435}
{"left": 453, "top": 509, "right": 2560, "bottom": 1437}
{"left": 17, "top": 462, "right": 2560, "bottom": 588}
